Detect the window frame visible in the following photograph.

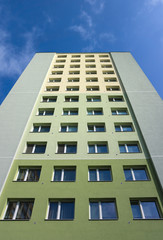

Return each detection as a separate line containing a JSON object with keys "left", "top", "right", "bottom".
{"left": 62, "top": 109, "right": 78, "bottom": 115}
{"left": 65, "top": 96, "right": 79, "bottom": 102}
{"left": 119, "top": 143, "right": 141, "bottom": 153}
{"left": 57, "top": 143, "right": 77, "bottom": 154}
{"left": 31, "top": 124, "right": 51, "bottom": 133}
{"left": 66, "top": 86, "right": 79, "bottom": 91}
{"left": 115, "top": 124, "right": 133, "bottom": 132}
{"left": 88, "top": 142, "right": 108, "bottom": 154}
{"left": 86, "top": 96, "right": 101, "bottom": 102}
{"left": 25, "top": 143, "right": 46, "bottom": 154}
{"left": 124, "top": 167, "right": 149, "bottom": 181}
{"left": 52, "top": 167, "right": 76, "bottom": 182}
{"left": 111, "top": 109, "right": 128, "bottom": 115}
{"left": 87, "top": 123, "right": 105, "bottom": 132}
{"left": 60, "top": 124, "right": 78, "bottom": 132}
{"left": 16, "top": 167, "right": 41, "bottom": 182}
{"left": 38, "top": 109, "right": 54, "bottom": 116}
{"left": 87, "top": 108, "right": 103, "bottom": 115}
{"left": 42, "top": 97, "right": 57, "bottom": 102}
{"left": 88, "top": 167, "right": 112, "bottom": 182}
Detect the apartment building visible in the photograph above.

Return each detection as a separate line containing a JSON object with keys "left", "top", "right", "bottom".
{"left": 0, "top": 52, "right": 162, "bottom": 240}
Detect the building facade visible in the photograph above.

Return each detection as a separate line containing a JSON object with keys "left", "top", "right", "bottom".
{"left": 0, "top": 52, "right": 163, "bottom": 240}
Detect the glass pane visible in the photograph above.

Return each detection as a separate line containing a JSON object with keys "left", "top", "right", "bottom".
{"left": 33, "top": 126, "right": 39, "bottom": 132}
{"left": 39, "top": 111, "right": 44, "bottom": 115}
{"left": 48, "top": 202, "right": 58, "bottom": 219}
{"left": 45, "top": 111, "right": 53, "bottom": 115}
{"left": 134, "top": 169, "right": 148, "bottom": 180}
{"left": 131, "top": 202, "right": 142, "bottom": 219}
{"left": 93, "top": 97, "right": 100, "bottom": 102}
{"left": 89, "top": 170, "right": 97, "bottom": 181}
{"left": 99, "top": 169, "right": 111, "bottom": 181}
{"left": 94, "top": 110, "right": 102, "bottom": 115}
{"left": 63, "top": 111, "right": 68, "bottom": 115}
{"left": 118, "top": 111, "right": 127, "bottom": 115}
{"left": 49, "top": 98, "right": 56, "bottom": 102}
{"left": 65, "top": 98, "right": 70, "bottom": 102}
{"left": 70, "top": 111, "right": 78, "bottom": 115}
{"left": 34, "top": 145, "right": 46, "bottom": 153}
{"left": 101, "top": 202, "right": 117, "bottom": 219}
{"left": 89, "top": 145, "right": 95, "bottom": 153}
{"left": 54, "top": 170, "right": 62, "bottom": 181}
{"left": 87, "top": 98, "right": 91, "bottom": 102}
{"left": 128, "top": 145, "right": 139, "bottom": 153}
{"left": 112, "top": 111, "right": 116, "bottom": 115}
{"left": 90, "top": 202, "right": 99, "bottom": 219}
{"left": 88, "top": 126, "right": 94, "bottom": 132}
{"left": 58, "top": 144, "right": 64, "bottom": 153}
{"left": 17, "top": 169, "right": 26, "bottom": 181}
{"left": 124, "top": 169, "right": 133, "bottom": 181}
{"left": 97, "top": 145, "right": 108, "bottom": 153}
{"left": 87, "top": 110, "right": 92, "bottom": 115}
{"left": 26, "top": 144, "right": 33, "bottom": 153}
{"left": 4, "top": 202, "right": 17, "bottom": 219}
{"left": 27, "top": 169, "right": 41, "bottom": 181}
{"left": 61, "top": 126, "right": 67, "bottom": 132}
{"left": 60, "top": 202, "right": 74, "bottom": 220}
{"left": 66, "top": 145, "right": 77, "bottom": 153}
{"left": 40, "top": 126, "right": 50, "bottom": 132}
{"left": 68, "top": 126, "right": 77, "bottom": 132}
{"left": 71, "top": 98, "right": 78, "bottom": 102}
{"left": 115, "top": 126, "right": 121, "bottom": 132}
{"left": 96, "top": 126, "right": 105, "bottom": 132}
{"left": 115, "top": 98, "right": 122, "bottom": 102}
{"left": 142, "top": 202, "right": 160, "bottom": 219}
{"left": 64, "top": 170, "right": 76, "bottom": 181}
{"left": 119, "top": 145, "right": 126, "bottom": 153}
{"left": 122, "top": 126, "right": 132, "bottom": 132}
{"left": 16, "top": 202, "right": 33, "bottom": 220}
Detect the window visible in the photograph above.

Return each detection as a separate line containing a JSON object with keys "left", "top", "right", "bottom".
{"left": 69, "top": 71, "right": 80, "bottom": 74}
{"left": 87, "top": 108, "right": 103, "bottom": 115}
{"left": 86, "top": 65, "right": 96, "bottom": 68}
{"left": 32, "top": 124, "right": 51, "bottom": 133}
{"left": 109, "top": 96, "right": 123, "bottom": 102}
{"left": 56, "top": 60, "right": 66, "bottom": 63}
{"left": 68, "top": 78, "right": 79, "bottom": 82}
{"left": 85, "top": 59, "right": 95, "bottom": 62}
{"left": 103, "top": 71, "right": 114, "bottom": 74}
{"left": 112, "top": 109, "right": 128, "bottom": 115}
{"left": 57, "top": 55, "right": 67, "bottom": 58}
{"left": 17, "top": 167, "right": 41, "bottom": 182}
{"left": 99, "top": 55, "right": 109, "bottom": 58}
{"left": 124, "top": 167, "right": 149, "bottom": 181}
{"left": 115, "top": 124, "right": 133, "bottom": 132}
{"left": 42, "top": 97, "right": 57, "bottom": 102}
{"left": 130, "top": 200, "right": 161, "bottom": 219}
{"left": 57, "top": 143, "right": 77, "bottom": 154}
{"left": 66, "top": 86, "right": 79, "bottom": 91}
{"left": 89, "top": 168, "right": 112, "bottom": 181}
{"left": 119, "top": 143, "right": 140, "bottom": 153}
{"left": 86, "top": 71, "right": 97, "bottom": 74}
{"left": 54, "top": 65, "right": 64, "bottom": 68}
{"left": 87, "top": 124, "right": 105, "bottom": 132}
{"left": 104, "top": 78, "right": 117, "bottom": 82}
{"left": 65, "top": 96, "right": 79, "bottom": 102}
{"left": 4, "top": 200, "right": 34, "bottom": 220}
{"left": 100, "top": 59, "right": 110, "bottom": 62}
{"left": 71, "top": 59, "right": 80, "bottom": 62}
{"left": 87, "top": 96, "right": 101, "bottom": 102}
{"left": 88, "top": 143, "right": 108, "bottom": 153}
{"left": 25, "top": 143, "right": 46, "bottom": 154}
{"left": 53, "top": 168, "right": 76, "bottom": 181}
{"left": 106, "top": 86, "right": 120, "bottom": 91}
{"left": 101, "top": 65, "right": 112, "bottom": 68}
{"left": 52, "top": 71, "right": 63, "bottom": 75}
{"left": 72, "top": 55, "right": 80, "bottom": 58}
{"left": 89, "top": 200, "right": 117, "bottom": 220}
{"left": 46, "top": 87, "right": 59, "bottom": 91}
{"left": 63, "top": 109, "right": 78, "bottom": 115}
{"left": 47, "top": 200, "right": 74, "bottom": 220}
{"left": 70, "top": 65, "right": 80, "bottom": 68}
{"left": 38, "top": 109, "right": 54, "bottom": 116}
{"left": 49, "top": 78, "right": 61, "bottom": 82}
{"left": 86, "top": 86, "right": 99, "bottom": 91}
{"left": 86, "top": 78, "right": 98, "bottom": 82}
{"left": 85, "top": 55, "right": 94, "bottom": 57}
{"left": 60, "top": 124, "right": 78, "bottom": 132}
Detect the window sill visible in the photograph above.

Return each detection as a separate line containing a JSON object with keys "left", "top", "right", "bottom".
{"left": 45, "top": 219, "right": 74, "bottom": 221}
{"left": 89, "top": 218, "right": 118, "bottom": 221}
{"left": 1, "top": 219, "right": 30, "bottom": 221}
{"left": 133, "top": 218, "right": 163, "bottom": 220}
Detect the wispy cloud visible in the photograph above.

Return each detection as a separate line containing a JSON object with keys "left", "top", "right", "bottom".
{"left": 80, "top": 11, "right": 93, "bottom": 27}
{"left": 146, "top": 0, "right": 163, "bottom": 6}
{"left": 0, "top": 27, "right": 40, "bottom": 77}
{"left": 69, "top": 25, "right": 93, "bottom": 40}
{"left": 99, "top": 32, "right": 116, "bottom": 43}
{"left": 85, "top": 0, "right": 105, "bottom": 14}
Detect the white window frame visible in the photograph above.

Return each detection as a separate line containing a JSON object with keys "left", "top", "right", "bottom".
{"left": 87, "top": 124, "right": 105, "bottom": 132}
{"left": 60, "top": 125, "right": 77, "bottom": 132}
{"left": 88, "top": 144, "right": 107, "bottom": 153}
{"left": 52, "top": 168, "right": 76, "bottom": 182}
{"left": 86, "top": 96, "right": 101, "bottom": 102}
{"left": 115, "top": 124, "right": 133, "bottom": 132}
{"left": 47, "top": 201, "right": 74, "bottom": 220}
{"left": 57, "top": 143, "right": 77, "bottom": 154}
{"left": 26, "top": 143, "right": 46, "bottom": 154}
{"left": 32, "top": 125, "right": 50, "bottom": 133}
{"left": 120, "top": 143, "right": 140, "bottom": 153}
{"left": 89, "top": 201, "right": 115, "bottom": 220}
{"left": 87, "top": 109, "right": 103, "bottom": 115}
{"left": 63, "top": 109, "right": 78, "bottom": 115}
{"left": 125, "top": 168, "right": 148, "bottom": 181}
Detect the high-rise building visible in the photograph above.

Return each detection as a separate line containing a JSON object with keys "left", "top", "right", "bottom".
{"left": 0, "top": 52, "right": 162, "bottom": 240}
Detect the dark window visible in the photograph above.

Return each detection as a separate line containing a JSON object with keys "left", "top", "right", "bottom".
{"left": 89, "top": 168, "right": 112, "bottom": 181}
{"left": 48, "top": 201, "right": 74, "bottom": 220}
{"left": 17, "top": 168, "right": 41, "bottom": 182}
{"left": 124, "top": 168, "right": 149, "bottom": 181}
{"left": 53, "top": 168, "right": 76, "bottom": 181}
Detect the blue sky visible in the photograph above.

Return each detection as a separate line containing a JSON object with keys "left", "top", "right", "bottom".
{"left": 0, "top": 0, "right": 163, "bottom": 104}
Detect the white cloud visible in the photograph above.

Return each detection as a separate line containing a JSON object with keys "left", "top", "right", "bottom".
{"left": 85, "top": 0, "right": 105, "bottom": 14}
{"left": 0, "top": 27, "right": 40, "bottom": 77}
{"left": 70, "top": 25, "right": 93, "bottom": 40}
{"left": 80, "top": 11, "right": 93, "bottom": 27}
{"left": 99, "top": 32, "right": 116, "bottom": 43}
{"left": 147, "top": 0, "right": 163, "bottom": 5}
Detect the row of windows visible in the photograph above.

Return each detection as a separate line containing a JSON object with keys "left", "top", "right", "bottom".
{"left": 31, "top": 123, "right": 134, "bottom": 133}
{"left": 42, "top": 95, "right": 124, "bottom": 102}
{"left": 37, "top": 108, "right": 129, "bottom": 116}
{"left": 56, "top": 59, "right": 110, "bottom": 63}
{"left": 15, "top": 166, "right": 150, "bottom": 182}
{"left": 45, "top": 86, "right": 120, "bottom": 92}
{"left": 57, "top": 54, "right": 109, "bottom": 58}
{"left": 24, "top": 142, "right": 141, "bottom": 154}
{"left": 51, "top": 71, "right": 115, "bottom": 75}
{"left": 48, "top": 77, "right": 117, "bottom": 82}
{"left": 3, "top": 198, "right": 161, "bottom": 220}
{"left": 53, "top": 64, "right": 112, "bottom": 69}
